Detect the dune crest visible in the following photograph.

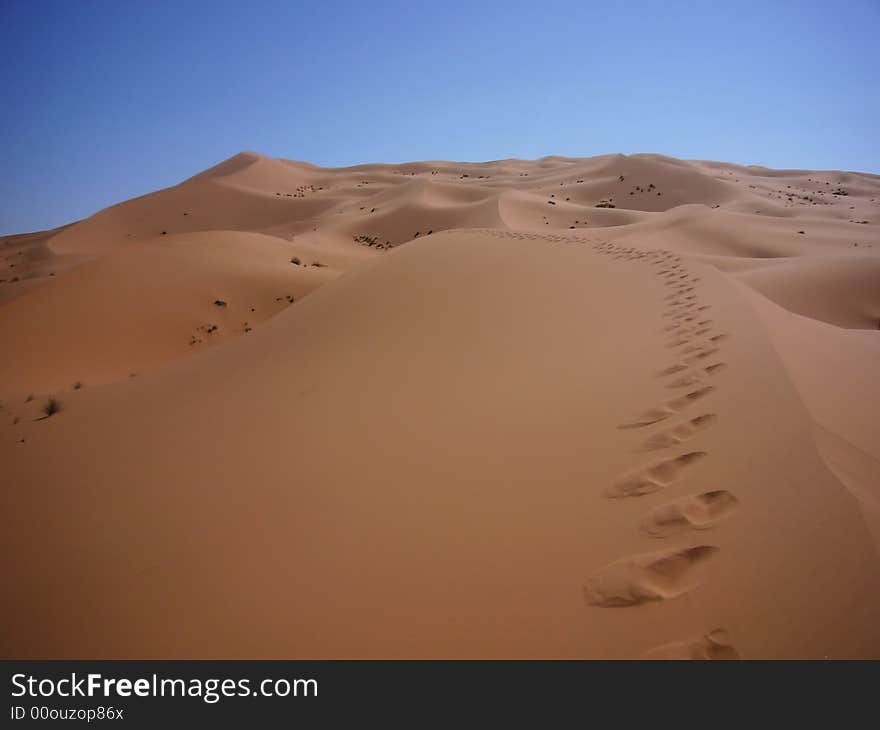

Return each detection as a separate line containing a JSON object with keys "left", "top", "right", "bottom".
{"left": 2, "top": 152, "right": 879, "bottom": 658}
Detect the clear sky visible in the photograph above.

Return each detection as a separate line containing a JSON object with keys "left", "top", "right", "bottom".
{"left": 2, "top": 0, "right": 877, "bottom": 234}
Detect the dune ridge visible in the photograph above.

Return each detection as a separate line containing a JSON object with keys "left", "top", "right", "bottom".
{"left": 2, "top": 152, "right": 879, "bottom": 658}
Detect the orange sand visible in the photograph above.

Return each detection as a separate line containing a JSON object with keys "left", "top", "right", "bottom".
{"left": 2, "top": 152, "right": 879, "bottom": 658}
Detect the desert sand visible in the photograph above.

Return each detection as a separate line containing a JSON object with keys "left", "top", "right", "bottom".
{"left": 2, "top": 151, "right": 879, "bottom": 659}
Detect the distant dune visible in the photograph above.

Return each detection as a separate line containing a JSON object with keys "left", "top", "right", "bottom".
{"left": 2, "top": 152, "right": 879, "bottom": 658}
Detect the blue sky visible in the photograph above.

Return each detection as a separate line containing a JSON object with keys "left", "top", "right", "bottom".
{"left": 1, "top": 0, "right": 877, "bottom": 234}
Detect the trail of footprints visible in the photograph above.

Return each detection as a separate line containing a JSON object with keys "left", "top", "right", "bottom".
{"left": 586, "top": 241, "right": 742, "bottom": 659}
{"left": 472, "top": 230, "right": 742, "bottom": 656}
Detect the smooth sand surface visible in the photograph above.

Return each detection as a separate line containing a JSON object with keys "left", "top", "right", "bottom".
{"left": 2, "top": 152, "right": 879, "bottom": 658}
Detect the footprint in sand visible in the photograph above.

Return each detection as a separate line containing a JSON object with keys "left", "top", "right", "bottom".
{"left": 666, "top": 337, "right": 691, "bottom": 349}
{"left": 641, "top": 629, "right": 740, "bottom": 659}
{"left": 657, "top": 363, "right": 689, "bottom": 377}
{"left": 640, "top": 490, "right": 740, "bottom": 537}
{"left": 584, "top": 545, "right": 719, "bottom": 607}
{"left": 618, "top": 386, "right": 716, "bottom": 429}
{"left": 665, "top": 361, "right": 728, "bottom": 387}
{"left": 605, "top": 451, "right": 707, "bottom": 498}
{"left": 684, "top": 348, "right": 720, "bottom": 364}
{"left": 704, "top": 362, "right": 727, "bottom": 375}
{"left": 638, "top": 414, "right": 717, "bottom": 452}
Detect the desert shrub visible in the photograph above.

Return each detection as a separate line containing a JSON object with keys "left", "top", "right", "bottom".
{"left": 43, "top": 398, "right": 61, "bottom": 417}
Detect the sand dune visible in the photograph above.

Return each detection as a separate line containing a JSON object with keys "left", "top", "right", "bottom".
{"left": 734, "top": 256, "right": 880, "bottom": 329}
{"left": 2, "top": 152, "right": 879, "bottom": 658}
{"left": 0, "top": 230, "right": 336, "bottom": 394}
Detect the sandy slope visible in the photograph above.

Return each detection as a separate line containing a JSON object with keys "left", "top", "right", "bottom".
{"left": 2, "top": 152, "right": 879, "bottom": 658}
